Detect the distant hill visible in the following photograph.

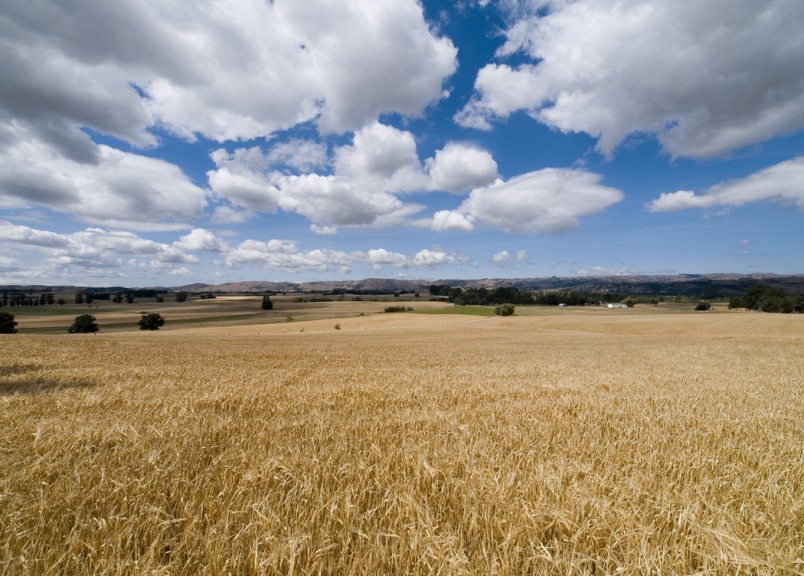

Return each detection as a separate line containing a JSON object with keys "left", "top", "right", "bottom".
{"left": 4, "top": 274, "right": 803, "bottom": 298}
{"left": 175, "top": 273, "right": 804, "bottom": 298}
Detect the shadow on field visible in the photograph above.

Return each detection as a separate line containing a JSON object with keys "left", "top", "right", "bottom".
{"left": 0, "top": 363, "right": 97, "bottom": 396}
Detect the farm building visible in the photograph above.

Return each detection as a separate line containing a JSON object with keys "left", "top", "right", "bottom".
{"left": 607, "top": 303, "right": 628, "bottom": 308}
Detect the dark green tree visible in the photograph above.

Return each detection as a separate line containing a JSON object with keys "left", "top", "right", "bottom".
{"left": 175, "top": 291, "right": 187, "bottom": 303}
{"left": 261, "top": 295, "right": 273, "bottom": 310}
{"left": 68, "top": 314, "right": 99, "bottom": 334}
{"left": 0, "top": 312, "right": 18, "bottom": 334}
{"left": 138, "top": 312, "right": 165, "bottom": 331}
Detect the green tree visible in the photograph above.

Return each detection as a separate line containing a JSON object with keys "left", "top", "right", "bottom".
{"left": 695, "top": 302, "right": 711, "bottom": 311}
{"left": 175, "top": 291, "right": 187, "bottom": 303}
{"left": 68, "top": 314, "right": 99, "bottom": 334}
{"left": 0, "top": 312, "right": 18, "bottom": 334}
{"left": 138, "top": 312, "right": 165, "bottom": 331}
{"left": 494, "top": 303, "right": 516, "bottom": 316}
{"left": 261, "top": 294, "right": 273, "bottom": 310}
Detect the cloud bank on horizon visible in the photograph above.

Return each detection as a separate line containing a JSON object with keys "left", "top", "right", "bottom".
{"left": 1, "top": 0, "right": 802, "bottom": 285}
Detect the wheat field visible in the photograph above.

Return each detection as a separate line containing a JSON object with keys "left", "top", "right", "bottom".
{"left": 1, "top": 309, "right": 803, "bottom": 574}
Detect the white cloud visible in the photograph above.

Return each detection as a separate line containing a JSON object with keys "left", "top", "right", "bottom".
{"left": 1, "top": 0, "right": 456, "bottom": 149}
{"left": 266, "top": 139, "right": 329, "bottom": 172}
{"left": 365, "top": 248, "right": 465, "bottom": 270}
{"left": 208, "top": 122, "right": 429, "bottom": 229}
{"left": 426, "top": 143, "right": 499, "bottom": 193}
{"left": 648, "top": 156, "right": 804, "bottom": 212}
{"left": 433, "top": 168, "right": 623, "bottom": 233}
{"left": 432, "top": 210, "right": 475, "bottom": 232}
{"left": 225, "top": 239, "right": 355, "bottom": 274}
{"left": 334, "top": 122, "right": 428, "bottom": 193}
{"left": 492, "top": 250, "right": 511, "bottom": 263}
{"left": 0, "top": 222, "right": 204, "bottom": 276}
{"left": 493, "top": 248, "right": 529, "bottom": 264}
{"left": 174, "top": 228, "right": 229, "bottom": 252}
{"left": 0, "top": 130, "right": 207, "bottom": 231}
{"left": 458, "top": 0, "right": 804, "bottom": 158}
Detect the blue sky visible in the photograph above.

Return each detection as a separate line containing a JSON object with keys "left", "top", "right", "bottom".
{"left": 1, "top": 0, "right": 802, "bottom": 286}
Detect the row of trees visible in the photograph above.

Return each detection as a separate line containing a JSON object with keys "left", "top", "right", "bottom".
{"left": 1, "top": 291, "right": 192, "bottom": 307}
{"left": 0, "top": 312, "right": 167, "bottom": 334}
{"left": 728, "top": 284, "right": 804, "bottom": 313}
{"left": 1, "top": 292, "right": 61, "bottom": 307}
{"left": 429, "top": 285, "right": 635, "bottom": 307}
{"left": 429, "top": 283, "right": 802, "bottom": 313}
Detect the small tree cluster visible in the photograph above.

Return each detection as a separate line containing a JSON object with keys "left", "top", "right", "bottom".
{"left": 384, "top": 306, "right": 413, "bottom": 313}
{"left": 68, "top": 314, "right": 99, "bottom": 333}
{"left": 138, "top": 312, "right": 166, "bottom": 331}
{"left": 494, "top": 303, "right": 516, "bottom": 316}
{"left": 0, "top": 312, "right": 18, "bottom": 334}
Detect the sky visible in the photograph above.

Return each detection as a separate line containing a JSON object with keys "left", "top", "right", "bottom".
{"left": 1, "top": 0, "right": 803, "bottom": 287}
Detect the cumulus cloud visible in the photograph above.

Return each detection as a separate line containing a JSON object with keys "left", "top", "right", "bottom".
{"left": 458, "top": 0, "right": 804, "bottom": 158}
{"left": 426, "top": 143, "right": 499, "bottom": 193}
{"left": 365, "top": 248, "right": 466, "bottom": 269}
{"left": 174, "top": 228, "right": 229, "bottom": 252}
{"left": 492, "top": 250, "right": 511, "bottom": 263}
{"left": 225, "top": 239, "right": 356, "bottom": 274}
{"left": 209, "top": 122, "right": 438, "bottom": 229}
{"left": 647, "top": 156, "right": 804, "bottom": 212}
{"left": 1, "top": 0, "right": 456, "bottom": 150}
{"left": 0, "top": 130, "right": 208, "bottom": 231}
{"left": 208, "top": 124, "right": 509, "bottom": 230}
{"left": 432, "top": 168, "right": 623, "bottom": 233}
{"left": 0, "top": 221, "right": 204, "bottom": 276}
{"left": 492, "top": 248, "right": 528, "bottom": 264}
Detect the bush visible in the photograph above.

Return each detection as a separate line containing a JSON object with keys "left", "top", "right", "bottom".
{"left": 139, "top": 312, "right": 166, "bottom": 331}
{"left": 695, "top": 302, "right": 711, "bottom": 311}
{"left": 175, "top": 291, "right": 187, "bottom": 303}
{"left": 68, "top": 314, "right": 99, "bottom": 334}
{"left": 384, "top": 306, "right": 413, "bottom": 313}
{"left": 494, "top": 303, "right": 516, "bottom": 316}
{"left": 261, "top": 295, "right": 273, "bottom": 310}
{"left": 0, "top": 312, "right": 18, "bottom": 334}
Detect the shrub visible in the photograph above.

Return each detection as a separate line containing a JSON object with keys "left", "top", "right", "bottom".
{"left": 175, "top": 292, "right": 187, "bottom": 303}
{"left": 261, "top": 295, "right": 273, "bottom": 310}
{"left": 384, "top": 306, "right": 413, "bottom": 313}
{"left": 334, "top": 324, "right": 341, "bottom": 330}
{"left": 0, "top": 312, "right": 18, "bottom": 334}
{"left": 494, "top": 303, "right": 516, "bottom": 316}
{"left": 695, "top": 302, "right": 711, "bottom": 311}
{"left": 139, "top": 313, "right": 166, "bottom": 331}
{"left": 68, "top": 314, "right": 99, "bottom": 334}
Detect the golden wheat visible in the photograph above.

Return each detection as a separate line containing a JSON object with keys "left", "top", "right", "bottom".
{"left": 1, "top": 310, "right": 802, "bottom": 574}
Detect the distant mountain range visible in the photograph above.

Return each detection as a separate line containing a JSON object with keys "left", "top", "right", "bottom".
{"left": 176, "top": 273, "right": 804, "bottom": 298}
{"left": 3, "top": 274, "right": 803, "bottom": 298}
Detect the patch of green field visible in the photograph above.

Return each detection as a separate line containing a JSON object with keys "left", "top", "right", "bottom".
{"left": 413, "top": 305, "right": 494, "bottom": 316}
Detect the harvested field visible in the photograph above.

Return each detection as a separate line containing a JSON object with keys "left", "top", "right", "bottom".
{"left": 1, "top": 310, "right": 802, "bottom": 574}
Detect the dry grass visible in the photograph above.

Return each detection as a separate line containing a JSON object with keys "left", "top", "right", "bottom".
{"left": 1, "top": 310, "right": 802, "bottom": 574}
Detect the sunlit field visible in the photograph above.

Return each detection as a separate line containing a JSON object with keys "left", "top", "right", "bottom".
{"left": 1, "top": 306, "right": 802, "bottom": 574}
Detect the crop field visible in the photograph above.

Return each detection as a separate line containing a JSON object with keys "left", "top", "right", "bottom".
{"left": 1, "top": 306, "right": 803, "bottom": 574}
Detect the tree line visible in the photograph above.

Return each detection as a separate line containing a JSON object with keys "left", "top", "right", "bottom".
{"left": 429, "top": 283, "right": 802, "bottom": 313}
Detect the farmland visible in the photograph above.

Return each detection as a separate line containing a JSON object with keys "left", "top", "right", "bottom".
{"left": 1, "top": 303, "right": 803, "bottom": 574}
